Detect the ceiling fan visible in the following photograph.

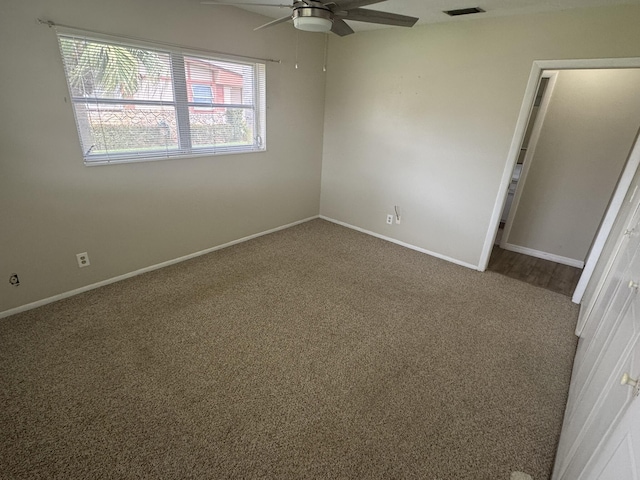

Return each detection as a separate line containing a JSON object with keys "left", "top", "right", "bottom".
{"left": 201, "top": 0, "right": 419, "bottom": 36}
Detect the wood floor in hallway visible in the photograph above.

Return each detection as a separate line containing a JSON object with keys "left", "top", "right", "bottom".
{"left": 488, "top": 246, "right": 582, "bottom": 297}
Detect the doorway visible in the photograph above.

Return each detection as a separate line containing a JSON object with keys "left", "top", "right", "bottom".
{"left": 498, "top": 72, "right": 555, "bottom": 232}
{"left": 480, "top": 58, "right": 640, "bottom": 303}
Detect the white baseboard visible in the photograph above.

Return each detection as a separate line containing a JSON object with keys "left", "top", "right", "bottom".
{"left": 0, "top": 216, "right": 319, "bottom": 320}
{"left": 501, "top": 242, "right": 585, "bottom": 268}
{"left": 319, "top": 215, "right": 479, "bottom": 270}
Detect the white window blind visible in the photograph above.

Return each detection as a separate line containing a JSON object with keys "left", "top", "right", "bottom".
{"left": 57, "top": 32, "right": 266, "bottom": 165}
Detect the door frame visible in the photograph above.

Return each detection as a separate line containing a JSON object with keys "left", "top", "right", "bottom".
{"left": 500, "top": 70, "right": 558, "bottom": 255}
{"left": 478, "top": 57, "right": 640, "bottom": 306}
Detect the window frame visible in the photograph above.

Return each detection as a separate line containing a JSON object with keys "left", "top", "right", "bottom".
{"left": 56, "top": 29, "right": 267, "bottom": 166}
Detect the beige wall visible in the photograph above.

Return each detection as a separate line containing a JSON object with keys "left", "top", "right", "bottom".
{"left": 320, "top": 5, "right": 640, "bottom": 268}
{"left": 0, "top": 0, "right": 326, "bottom": 313}
{"left": 506, "top": 69, "right": 640, "bottom": 263}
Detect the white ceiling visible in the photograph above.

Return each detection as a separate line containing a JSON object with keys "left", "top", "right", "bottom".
{"left": 206, "top": 0, "right": 640, "bottom": 32}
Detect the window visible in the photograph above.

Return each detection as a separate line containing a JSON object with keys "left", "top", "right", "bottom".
{"left": 191, "top": 85, "right": 213, "bottom": 104}
{"left": 57, "top": 32, "right": 266, "bottom": 165}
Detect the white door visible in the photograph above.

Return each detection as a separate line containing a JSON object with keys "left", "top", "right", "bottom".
{"left": 553, "top": 242, "right": 640, "bottom": 479}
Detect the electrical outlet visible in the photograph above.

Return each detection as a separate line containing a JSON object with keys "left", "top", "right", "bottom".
{"left": 76, "top": 252, "right": 90, "bottom": 268}
{"left": 395, "top": 215, "right": 401, "bottom": 224}
{"left": 386, "top": 214, "right": 393, "bottom": 225}
{"left": 9, "top": 273, "right": 20, "bottom": 286}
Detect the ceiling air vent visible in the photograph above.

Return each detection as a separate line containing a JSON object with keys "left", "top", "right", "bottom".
{"left": 443, "top": 7, "right": 486, "bottom": 16}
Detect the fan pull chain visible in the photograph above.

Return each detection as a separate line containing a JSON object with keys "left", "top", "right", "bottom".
{"left": 323, "top": 33, "right": 328, "bottom": 72}
{"left": 295, "top": 30, "right": 299, "bottom": 70}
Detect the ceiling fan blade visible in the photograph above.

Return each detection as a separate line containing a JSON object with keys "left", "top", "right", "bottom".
{"left": 330, "top": 18, "right": 355, "bottom": 36}
{"left": 201, "top": 1, "right": 292, "bottom": 7}
{"left": 327, "top": 0, "right": 385, "bottom": 11}
{"left": 254, "top": 14, "right": 293, "bottom": 30}
{"left": 341, "top": 7, "right": 418, "bottom": 27}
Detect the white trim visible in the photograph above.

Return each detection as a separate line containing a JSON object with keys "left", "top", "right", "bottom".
{"left": 533, "top": 58, "right": 640, "bottom": 71}
{"left": 479, "top": 57, "right": 640, "bottom": 296}
{"left": 319, "top": 216, "right": 479, "bottom": 271}
{"left": 0, "top": 216, "right": 318, "bottom": 320}
{"left": 502, "top": 243, "right": 585, "bottom": 269}
{"left": 500, "top": 71, "right": 558, "bottom": 247}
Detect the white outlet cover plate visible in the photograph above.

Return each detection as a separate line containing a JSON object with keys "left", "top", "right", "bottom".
{"left": 76, "top": 252, "right": 90, "bottom": 268}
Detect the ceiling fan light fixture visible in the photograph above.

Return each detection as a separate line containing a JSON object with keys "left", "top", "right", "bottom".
{"left": 292, "top": 6, "right": 333, "bottom": 32}
{"left": 293, "top": 15, "right": 332, "bottom": 32}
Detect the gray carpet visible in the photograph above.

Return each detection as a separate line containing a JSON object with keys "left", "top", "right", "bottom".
{"left": 0, "top": 219, "right": 579, "bottom": 479}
